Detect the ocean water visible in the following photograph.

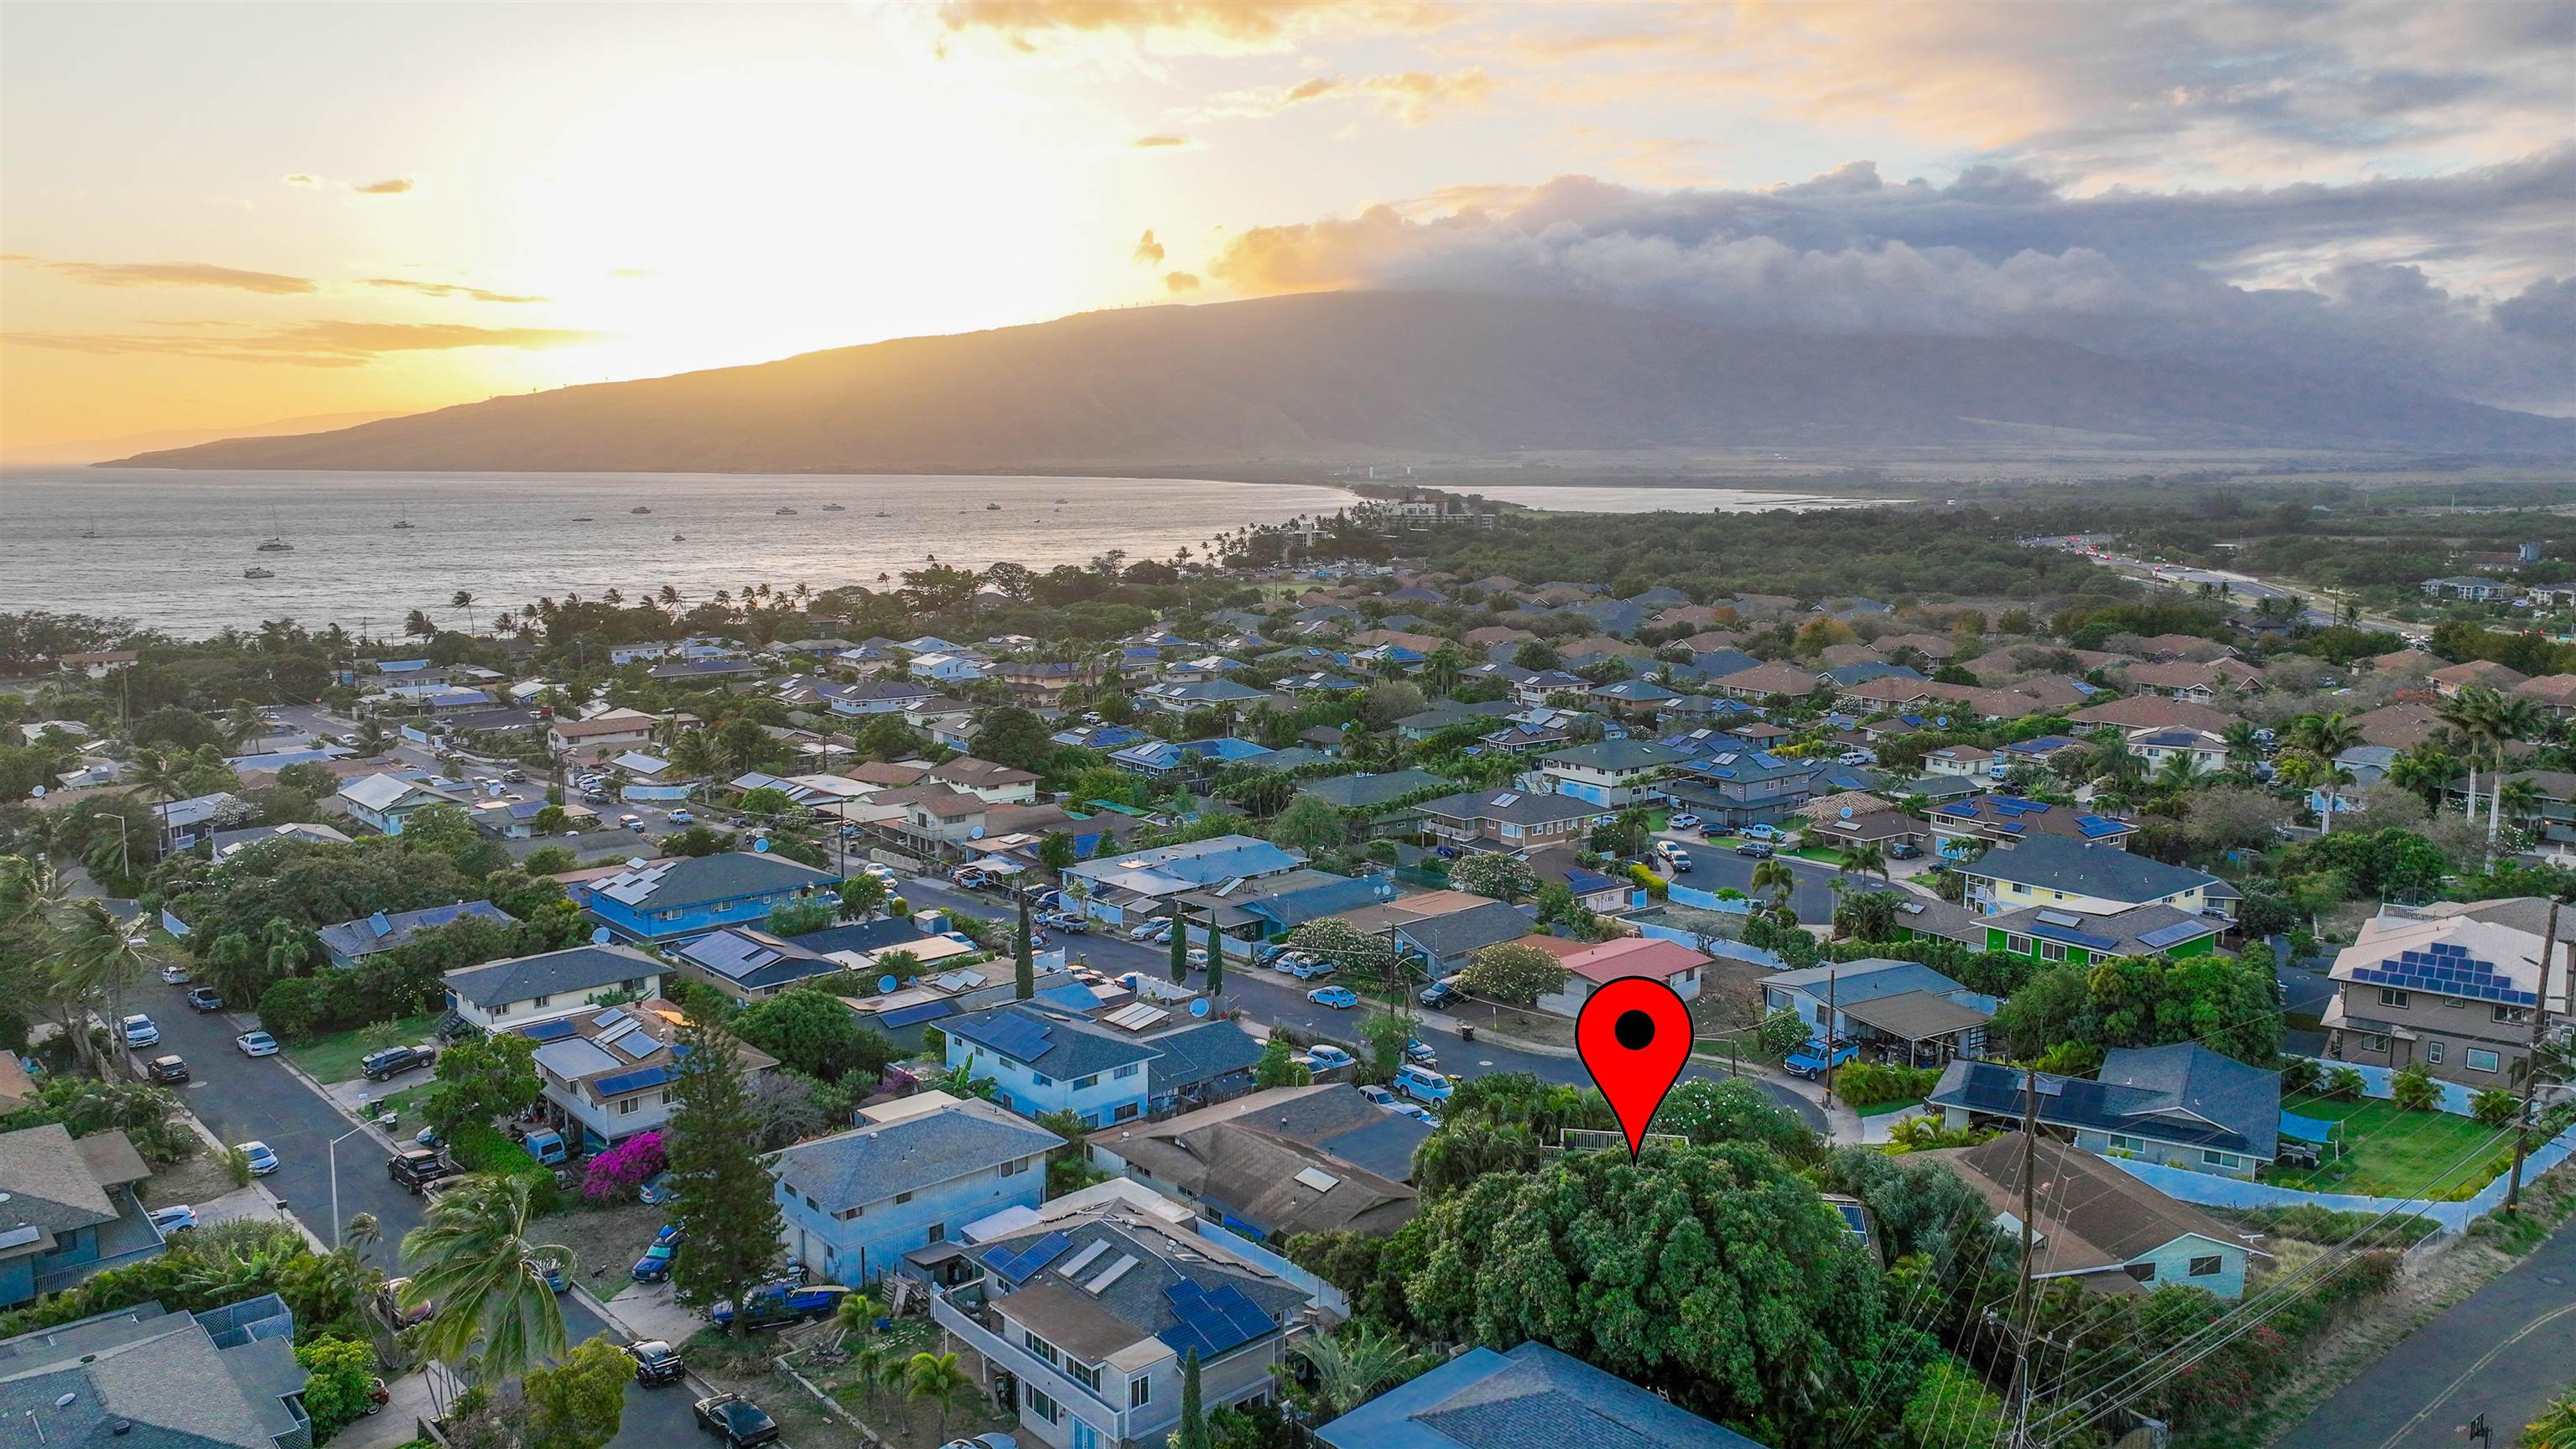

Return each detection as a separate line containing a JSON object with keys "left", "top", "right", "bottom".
{"left": 1459, "top": 484, "right": 1892, "bottom": 512}
{"left": 0, "top": 470, "right": 1362, "bottom": 637}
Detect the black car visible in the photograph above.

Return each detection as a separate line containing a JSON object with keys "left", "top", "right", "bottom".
{"left": 693, "top": 1394, "right": 781, "bottom": 1446}
{"left": 361, "top": 1044, "right": 436, "bottom": 1082}
{"left": 186, "top": 986, "right": 226, "bottom": 1012}
{"left": 1734, "top": 840, "right": 1775, "bottom": 858}
{"left": 626, "top": 1339, "right": 684, "bottom": 1387}
{"left": 1886, "top": 842, "right": 1924, "bottom": 860}
{"left": 387, "top": 1148, "right": 454, "bottom": 1193}
{"left": 143, "top": 1053, "right": 190, "bottom": 1084}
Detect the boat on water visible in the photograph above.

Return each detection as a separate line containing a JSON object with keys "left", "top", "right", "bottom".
{"left": 392, "top": 504, "right": 415, "bottom": 530}
{"left": 630, "top": 505, "right": 652, "bottom": 514}
{"left": 821, "top": 502, "right": 846, "bottom": 512}
{"left": 985, "top": 502, "right": 1002, "bottom": 512}
{"left": 874, "top": 510, "right": 891, "bottom": 517}
{"left": 571, "top": 515, "right": 595, "bottom": 522}
{"left": 1054, "top": 497, "right": 1069, "bottom": 504}
{"left": 255, "top": 506, "right": 293, "bottom": 551}
{"left": 672, "top": 532, "right": 687, "bottom": 541}
{"left": 243, "top": 566, "right": 274, "bottom": 579}
{"left": 774, "top": 506, "right": 798, "bottom": 516}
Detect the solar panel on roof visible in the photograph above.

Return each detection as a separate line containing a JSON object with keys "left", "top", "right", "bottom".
{"left": 2035, "top": 910, "right": 2085, "bottom": 927}
{"left": 2137, "top": 921, "right": 2210, "bottom": 949}
{"left": 519, "top": 1018, "right": 579, "bottom": 1042}
{"left": 1084, "top": 1254, "right": 1140, "bottom": 1294}
{"left": 594, "top": 1065, "right": 672, "bottom": 1097}
{"left": 1491, "top": 792, "right": 1519, "bottom": 806}
{"left": 1056, "top": 1239, "right": 1113, "bottom": 1280}
{"left": 984, "top": 1230, "right": 1073, "bottom": 1284}
{"left": 593, "top": 1009, "right": 627, "bottom": 1029}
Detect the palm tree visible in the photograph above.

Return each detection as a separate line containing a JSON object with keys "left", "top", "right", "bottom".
{"left": 53, "top": 898, "right": 148, "bottom": 1078}
{"left": 343, "top": 1212, "right": 383, "bottom": 1253}
{"left": 2482, "top": 696, "right": 2547, "bottom": 866}
{"left": 829, "top": 1289, "right": 889, "bottom": 1351}
{"left": 1290, "top": 1322, "right": 1421, "bottom": 1422}
{"left": 2289, "top": 711, "right": 2362, "bottom": 761}
{"left": 2221, "top": 720, "right": 2265, "bottom": 772}
{"left": 1422, "top": 644, "right": 1466, "bottom": 697}
{"left": 1749, "top": 859, "right": 1796, "bottom": 918}
{"left": 2314, "top": 761, "right": 2357, "bottom": 834}
{"left": 449, "top": 590, "right": 479, "bottom": 634}
{"left": 1836, "top": 840, "right": 1890, "bottom": 883}
{"left": 2386, "top": 740, "right": 2457, "bottom": 807}
{"left": 2152, "top": 751, "right": 2210, "bottom": 796}
{"left": 125, "top": 747, "right": 189, "bottom": 808}
{"left": 397, "top": 1175, "right": 572, "bottom": 1385}
{"left": 2438, "top": 688, "right": 2505, "bottom": 823}
{"left": 2496, "top": 777, "right": 2545, "bottom": 835}
{"left": 901, "top": 1351, "right": 974, "bottom": 1434}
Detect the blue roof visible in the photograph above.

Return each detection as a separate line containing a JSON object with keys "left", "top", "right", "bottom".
{"left": 1317, "top": 1341, "right": 1768, "bottom": 1449}
{"left": 875, "top": 1000, "right": 958, "bottom": 1030}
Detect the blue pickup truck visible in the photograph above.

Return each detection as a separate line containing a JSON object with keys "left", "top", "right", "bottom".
{"left": 710, "top": 1280, "right": 852, "bottom": 1330}
{"left": 1784, "top": 1040, "right": 1858, "bottom": 1081}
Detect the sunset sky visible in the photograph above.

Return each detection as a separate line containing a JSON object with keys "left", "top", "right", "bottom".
{"left": 5, "top": 0, "right": 2571, "bottom": 456}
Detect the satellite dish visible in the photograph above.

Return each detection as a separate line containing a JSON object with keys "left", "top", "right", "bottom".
{"left": 1839, "top": 806, "right": 1854, "bottom": 819}
{"left": 30, "top": 785, "right": 44, "bottom": 798}
{"left": 877, "top": 974, "right": 899, "bottom": 993}
{"left": 589, "top": 927, "right": 611, "bottom": 945}
{"left": 969, "top": 825, "right": 985, "bottom": 840}
{"left": 1190, "top": 999, "right": 1211, "bottom": 1017}
{"left": 753, "top": 837, "right": 770, "bottom": 852}
{"left": 1935, "top": 717, "right": 1950, "bottom": 728}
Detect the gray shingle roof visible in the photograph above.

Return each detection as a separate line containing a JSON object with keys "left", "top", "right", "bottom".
{"left": 318, "top": 899, "right": 514, "bottom": 962}
{"left": 1540, "top": 739, "right": 1687, "bottom": 772}
{"left": 945, "top": 1004, "right": 1161, "bottom": 1078}
{"left": 768, "top": 1098, "right": 1062, "bottom": 1208}
{"left": 1317, "top": 1340, "right": 1768, "bottom": 1449}
{"left": 445, "top": 944, "right": 661, "bottom": 1009}
{"left": 1961, "top": 835, "right": 2222, "bottom": 904}
{"left": 1297, "top": 769, "right": 1449, "bottom": 810}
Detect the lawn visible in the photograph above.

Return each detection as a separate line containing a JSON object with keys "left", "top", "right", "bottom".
{"left": 2264, "top": 1094, "right": 2514, "bottom": 1198}
{"left": 285, "top": 1014, "right": 444, "bottom": 1083}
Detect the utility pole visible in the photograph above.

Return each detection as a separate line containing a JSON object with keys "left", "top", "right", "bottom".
{"left": 1821, "top": 966, "right": 1840, "bottom": 1108}
{"left": 2506, "top": 896, "right": 2564, "bottom": 1217}
{"left": 2005, "top": 1065, "right": 2042, "bottom": 1447}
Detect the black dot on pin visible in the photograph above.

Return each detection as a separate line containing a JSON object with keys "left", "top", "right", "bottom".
{"left": 1613, "top": 1010, "right": 1655, "bottom": 1052}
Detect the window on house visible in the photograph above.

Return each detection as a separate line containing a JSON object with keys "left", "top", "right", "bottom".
{"left": 2126, "top": 1263, "right": 2156, "bottom": 1282}
{"left": 1031, "top": 1072, "right": 1053, "bottom": 1086}
{"left": 1000, "top": 1157, "right": 1024, "bottom": 1176}
{"left": 2444, "top": 996, "right": 2466, "bottom": 1008}
{"left": 2189, "top": 1256, "right": 2223, "bottom": 1277}
{"left": 2427, "top": 1042, "right": 2446, "bottom": 1064}
{"left": 534, "top": 995, "right": 552, "bottom": 1008}
{"left": 2040, "top": 941, "right": 2068, "bottom": 963}
{"left": 1071, "top": 1361, "right": 1101, "bottom": 1392}
{"left": 926, "top": 1223, "right": 944, "bottom": 1242}
{"left": 2360, "top": 1034, "right": 2390, "bottom": 1052}
{"left": 834, "top": 1206, "right": 864, "bottom": 1222}
{"left": 2467, "top": 1048, "right": 2501, "bottom": 1073}
{"left": 894, "top": 1190, "right": 913, "bottom": 1205}
{"left": 1074, "top": 1074, "right": 1100, "bottom": 1089}
{"left": 1114, "top": 1103, "right": 1140, "bottom": 1123}
{"left": 2006, "top": 934, "right": 2033, "bottom": 955}
{"left": 1022, "top": 1331, "right": 1060, "bottom": 1367}
{"left": 2494, "top": 1005, "right": 2531, "bottom": 1025}
{"left": 1130, "top": 1378, "right": 1151, "bottom": 1409}
{"left": 802, "top": 1193, "right": 817, "bottom": 1212}
{"left": 2201, "top": 1150, "right": 2247, "bottom": 1171}
{"left": 1026, "top": 1388, "right": 1062, "bottom": 1424}
{"left": 2106, "top": 1134, "right": 2152, "bottom": 1154}
{"left": 617, "top": 1097, "right": 638, "bottom": 1114}
{"left": 2379, "top": 987, "right": 2409, "bottom": 1009}
{"left": 1113, "top": 1064, "right": 1140, "bottom": 1079}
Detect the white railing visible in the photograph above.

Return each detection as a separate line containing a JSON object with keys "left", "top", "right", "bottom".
{"left": 928, "top": 1291, "right": 1155, "bottom": 1442}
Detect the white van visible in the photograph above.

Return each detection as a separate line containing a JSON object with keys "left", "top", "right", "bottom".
{"left": 1393, "top": 1063, "right": 1453, "bottom": 1104}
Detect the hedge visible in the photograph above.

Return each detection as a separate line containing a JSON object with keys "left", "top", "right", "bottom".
{"left": 1836, "top": 1062, "right": 1942, "bottom": 1109}
{"left": 444, "top": 1122, "right": 565, "bottom": 1214}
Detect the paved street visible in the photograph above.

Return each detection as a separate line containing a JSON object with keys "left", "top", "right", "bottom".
{"left": 1647, "top": 827, "right": 1910, "bottom": 923}
{"left": 2277, "top": 1215, "right": 2576, "bottom": 1449}
{"left": 898, "top": 876, "right": 1833, "bottom": 1133}
{"left": 127, "top": 973, "right": 700, "bottom": 1449}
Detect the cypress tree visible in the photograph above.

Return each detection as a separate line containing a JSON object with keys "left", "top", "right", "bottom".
{"left": 1202, "top": 912, "right": 1223, "bottom": 1000}
{"left": 1014, "top": 889, "right": 1035, "bottom": 1000}
{"left": 663, "top": 1012, "right": 783, "bottom": 1336}
{"left": 1176, "top": 1348, "right": 1209, "bottom": 1449}
{"left": 1169, "top": 909, "right": 1190, "bottom": 984}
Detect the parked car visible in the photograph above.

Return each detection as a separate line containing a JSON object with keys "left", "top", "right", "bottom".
{"left": 1839, "top": 750, "right": 1874, "bottom": 766}
{"left": 693, "top": 1394, "right": 782, "bottom": 1447}
{"left": 1734, "top": 840, "right": 1774, "bottom": 858}
{"left": 632, "top": 1225, "right": 683, "bottom": 1282}
{"left": 1357, "top": 1084, "right": 1397, "bottom": 1108}
{"left": 667, "top": 808, "right": 695, "bottom": 825}
{"left": 143, "top": 1054, "right": 190, "bottom": 1084}
{"left": 1270, "top": 950, "right": 1311, "bottom": 974}
{"left": 1784, "top": 1040, "right": 1858, "bottom": 1081}
{"left": 1655, "top": 842, "right": 1695, "bottom": 874}
{"left": 621, "top": 813, "right": 646, "bottom": 832}
{"left": 1394, "top": 1063, "right": 1455, "bottom": 1104}
{"left": 501, "top": 768, "right": 527, "bottom": 782}
{"left": 1419, "top": 980, "right": 1459, "bottom": 1009}
{"left": 1306, "top": 985, "right": 1360, "bottom": 1010}
{"left": 361, "top": 1044, "right": 436, "bottom": 1082}
{"left": 538, "top": 1257, "right": 569, "bottom": 1294}
{"left": 1886, "top": 841, "right": 1924, "bottom": 860}
{"left": 186, "top": 986, "right": 225, "bottom": 1013}
{"left": 148, "top": 1204, "right": 197, "bottom": 1234}
{"left": 938, "top": 1436, "right": 1021, "bottom": 1449}
{"left": 1390, "top": 1103, "right": 1441, "bottom": 1127}
{"left": 1185, "top": 947, "right": 1209, "bottom": 971}
{"left": 626, "top": 1339, "right": 685, "bottom": 1387}
{"left": 1666, "top": 812, "right": 1702, "bottom": 831}
{"left": 1287, "top": 956, "right": 1338, "bottom": 981}
{"left": 1128, "top": 918, "right": 1169, "bottom": 942}
{"left": 1303, "top": 1044, "right": 1354, "bottom": 1070}
{"left": 1044, "top": 911, "right": 1089, "bottom": 934}
{"left": 710, "top": 1280, "right": 851, "bottom": 1329}
{"left": 158, "top": 963, "right": 192, "bottom": 985}
{"left": 1403, "top": 1039, "right": 1439, "bottom": 1065}
{"left": 387, "top": 1148, "right": 454, "bottom": 1193}
{"left": 1742, "top": 823, "right": 1782, "bottom": 841}
{"left": 237, "top": 1141, "right": 280, "bottom": 1176}
{"left": 235, "top": 1031, "right": 279, "bottom": 1057}
{"left": 120, "top": 1014, "right": 159, "bottom": 1048}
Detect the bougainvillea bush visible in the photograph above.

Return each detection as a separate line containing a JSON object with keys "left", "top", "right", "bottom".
{"left": 580, "top": 1130, "right": 665, "bottom": 1203}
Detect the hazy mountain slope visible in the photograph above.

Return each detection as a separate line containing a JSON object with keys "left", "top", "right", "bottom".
{"left": 108, "top": 292, "right": 2575, "bottom": 470}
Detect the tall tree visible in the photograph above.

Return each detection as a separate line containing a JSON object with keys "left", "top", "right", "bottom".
{"left": 1175, "top": 1348, "right": 1211, "bottom": 1449}
{"left": 1202, "top": 911, "right": 1224, "bottom": 1000}
{"left": 397, "top": 1174, "right": 571, "bottom": 1386}
{"left": 1014, "top": 889, "right": 1035, "bottom": 1001}
{"left": 1170, "top": 908, "right": 1192, "bottom": 984}
{"left": 664, "top": 1014, "right": 785, "bottom": 1334}
{"left": 521, "top": 1334, "right": 631, "bottom": 1449}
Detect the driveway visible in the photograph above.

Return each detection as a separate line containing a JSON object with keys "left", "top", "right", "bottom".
{"left": 127, "top": 969, "right": 703, "bottom": 1449}
{"left": 2277, "top": 1218, "right": 2576, "bottom": 1449}
{"left": 901, "top": 877, "right": 1832, "bottom": 1133}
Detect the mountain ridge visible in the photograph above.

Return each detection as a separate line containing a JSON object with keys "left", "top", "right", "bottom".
{"left": 103, "top": 291, "right": 2576, "bottom": 470}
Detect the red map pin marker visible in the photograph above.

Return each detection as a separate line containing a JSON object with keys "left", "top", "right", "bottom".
{"left": 1576, "top": 976, "right": 1693, "bottom": 1162}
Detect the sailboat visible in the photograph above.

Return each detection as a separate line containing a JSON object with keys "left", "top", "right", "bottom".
{"left": 631, "top": 505, "right": 652, "bottom": 514}
{"left": 79, "top": 517, "right": 101, "bottom": 539}
{"left": 392, "top": 504, "right": 415, "bottom": 531}
{"left": 774, "top": 506, "right": 798, "bottom": 516}
{"left": 254, "top": 507, "right": 293, "bottom": 552}
{"left": 243, "top": 566, "right": 275, "bottom": 579}
{"left": 821, "top": 502, "right": 846, "bottom": 512}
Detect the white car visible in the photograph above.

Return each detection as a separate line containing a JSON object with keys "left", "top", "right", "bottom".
{"left": 236, "top": 1031, "right": 280, "bottom": 1057}
{"left": 667, "top": 808, "right": 695, "bottom": 825}
{"left": 1666, "top": 813, "right": 1702, "bottom": 832}
{"left": 1304, "top": 1044, "right": 1354, "bottom": 1070}
{"left": 238, "top": 1141, "right": 280, "bottom": 1176}
{"left": 158, "top": 963, "right": 192, "bottom": 984}
{"left": 148, "top": 1204, "right": 197, "bottom": 1234}
{"left": 120, "top": 1014, "right": 159, "bottom": 1048}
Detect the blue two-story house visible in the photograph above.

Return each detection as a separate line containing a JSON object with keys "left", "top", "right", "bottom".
{"left": 0, "top": 1124, "right": 164, "bottom": 1308}
{"left": 583, "top": 851, "right": 841, "bottom": 946}
{"left": 768, "top": 1093, "right": 1062, "bottom": 1291}
{"left": 943, "top": 1004, "right": 1265, "bottom": 1129}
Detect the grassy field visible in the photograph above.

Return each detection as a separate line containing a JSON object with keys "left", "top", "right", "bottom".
{"left": 2266, "top": 1094, "right": 2514, "bottom": 1198}
{"left": 285, "top": 1013, "right": 444, "bottom": 1083}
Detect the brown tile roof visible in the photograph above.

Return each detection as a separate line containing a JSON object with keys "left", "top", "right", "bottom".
{"left": 2430, "top": 659, "right": 2531, "bottom": 690}
{"left": 2348, "top": 703, "right": 2443, "bottom": 749}
{"left": 2068, "top": 696, "right": 2238, "bottom": 733}
{"left": 1716, "top": 662, "right": 1827, "bottom": 696}
{"left": 2516, "top": 674, "right": 2576, "bottom": 706}
{"left": 2368, "top": 649, "right": 2444, "bottom": 675}
{"left": 1461, "top": 626, "right": 1537, "bottom": 647}
{"left": 1869, "top": 632, "right": 1958, "bottom": 661}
